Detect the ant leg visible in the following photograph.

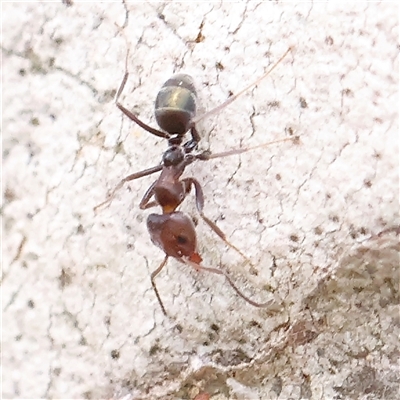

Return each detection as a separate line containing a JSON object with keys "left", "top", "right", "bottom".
{"left": 151, "top": 256, "right": 169, "bottom": 315}
{"left": 115, "top": 71, "right": 170, "bottom": 139}
{"left": 117, "top": 99, "right": 169, "bottom": 139}
{"left": 139, "top": 180, "right": 158, "bottom": 210}
{"left": 196, "top": 136, "right": 298, "bottom": 161}
{"left": 94, "top": 164, "right": 162, "bottom": 212}
{"left": 191, "top": 126, "right": 201, "bottom": 143}
{"left": 184, "top": 259, "right": 271, "bottom": 308}
{"left": 182, "top": 177, "right": 251, "bottom": 263}
{"left": 182, "top": 125, "right": 201, "bottom": 154}
{"left": 191, "top": 47, "right": 293, "bottom": 126}
{"left": 114, "top": 43, "right": 169, "bottom": 138}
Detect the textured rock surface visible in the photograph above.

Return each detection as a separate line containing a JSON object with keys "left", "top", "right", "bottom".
{"left": 3, "top": 2, "right": 398, "bottom": 399}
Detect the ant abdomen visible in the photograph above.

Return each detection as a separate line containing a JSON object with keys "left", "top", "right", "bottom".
{"left": 155, "top": 74, "right": 197, "bottom": 136}
{"left": 147, "top": 211, "right": 202, "bottom": 263}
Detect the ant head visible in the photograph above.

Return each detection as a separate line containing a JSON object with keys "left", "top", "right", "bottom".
{"left": 163, "top": 145, "right": 184, "bottom": 167}
{"left": 147, "top": 212, "right": 199, "bottom": 260}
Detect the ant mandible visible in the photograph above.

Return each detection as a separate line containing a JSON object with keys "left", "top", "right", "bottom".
{"left": 95, "top": 47, "right": 296, "bottom": 315}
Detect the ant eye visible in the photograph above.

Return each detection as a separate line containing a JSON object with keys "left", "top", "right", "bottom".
{"left": 176, "top": 235, "right": 187, "bottom": 244}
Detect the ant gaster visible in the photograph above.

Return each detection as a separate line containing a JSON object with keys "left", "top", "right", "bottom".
{"left": 95, "top": 47, "right": 295, "bottom": 315}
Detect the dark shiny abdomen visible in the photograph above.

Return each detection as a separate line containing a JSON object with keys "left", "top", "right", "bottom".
{"left": 155, "top": 74, "right": 197, "bottom": 135}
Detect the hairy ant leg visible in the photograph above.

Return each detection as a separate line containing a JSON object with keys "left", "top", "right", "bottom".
{"left": 116, "top": 72, "right": 169, "bottom": 139}
{"left": 150, "top": 255, "right": 169, "bottom": 316}
{"left": 113, "top": 48, "right": 170, "bottom": 139}
{"left": 182, "top": 177, "right": 252, "bottom": 263}
{"left": 139, "top": 180, "right": 159, "bottom": 210}
{"left": 198, "top": 136, "right": 298, "bottom": 160}
{"left": 93, "top": 164, "right": 162, "bottom": 212}
{"left": 190, "top": 47, "right": 294, "bottom": 126}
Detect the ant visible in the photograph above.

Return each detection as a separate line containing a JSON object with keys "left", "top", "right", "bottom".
{"left": 95, "top": 47, "right": 296, "bottom": 315}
